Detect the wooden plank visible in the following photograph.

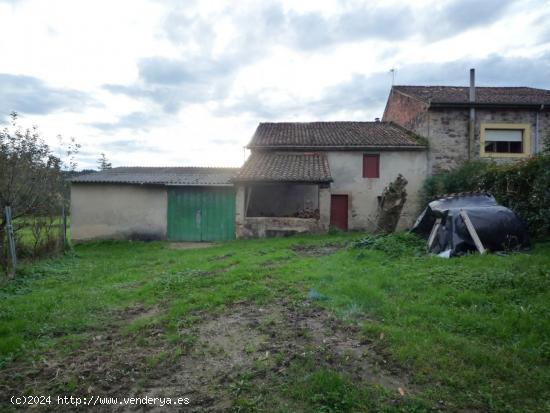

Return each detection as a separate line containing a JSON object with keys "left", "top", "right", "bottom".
{"left": 427, "top": 218, "right": 442, "bottom": 251}
{"left": 459, "top": 209, "right": 486, "bottom": 254}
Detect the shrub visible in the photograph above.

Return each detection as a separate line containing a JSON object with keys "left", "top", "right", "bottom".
{"left": 352, "top": 232, "right": 425, "bottom": 257}
{"left": 421, "top": 154, "right": 550, "bottom": 239}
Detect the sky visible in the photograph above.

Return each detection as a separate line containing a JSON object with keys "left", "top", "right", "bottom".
{"left": 0, "top": 0, "right": 549, "bottom": 169}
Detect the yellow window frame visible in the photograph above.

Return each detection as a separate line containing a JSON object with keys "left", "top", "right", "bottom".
{"left": 480, "top": 123, "right": 531, "bottom": 158}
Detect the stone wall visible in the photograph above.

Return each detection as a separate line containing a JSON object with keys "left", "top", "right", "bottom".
{"left": 410, "top": 108, "right": 550, "bottom": 173}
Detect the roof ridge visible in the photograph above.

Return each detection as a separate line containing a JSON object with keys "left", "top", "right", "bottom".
{"left": 108, "top": 166, "right": 240, "bottom": 170}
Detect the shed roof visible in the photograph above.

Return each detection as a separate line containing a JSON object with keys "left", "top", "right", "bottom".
{"left": 233, "top": 152, "right": 332, "bottom": 183}
{"left": 247, "top": 121, "right": 425, "bottom": 149}
{"left": 71, "top": 167, "right": 239, "bottom": 186}
{"left": 393, "top": 85, "right": 550, "bottom": 106}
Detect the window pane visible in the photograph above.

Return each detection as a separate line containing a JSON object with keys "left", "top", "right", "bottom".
{"left": 510, "top": 141, "right": 523, "bottom": 153}
{"left": 496, "top": 141, "right": 509, "bottom": 152}
{"left": 485, "top": 142, "right": 495, "bottom": 152}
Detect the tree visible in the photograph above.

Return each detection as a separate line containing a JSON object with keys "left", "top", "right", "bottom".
{"left": 0, "top": 112, "right": 78, "bottom": 274}
{"left": 97, "top": 153, "right": 112, "bottom": 170}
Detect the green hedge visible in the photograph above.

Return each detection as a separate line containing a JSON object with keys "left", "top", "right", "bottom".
{"left": 422, "top": 154, "right": 550, "bottom": 239}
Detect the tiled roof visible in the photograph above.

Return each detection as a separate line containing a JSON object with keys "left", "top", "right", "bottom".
{"left": 247, "top": 122, "right": 425, "bottom": 149}
{"left": 393, "top": 85, "right": 550, "bottom": 106}
{"left": 234, "top": 152, "right": 332, "bottom": 183}
{"left": 71, "top": 167, "right": 239, "bottom": 186}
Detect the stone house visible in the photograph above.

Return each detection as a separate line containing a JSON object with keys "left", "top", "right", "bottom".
{"left": 70, "top": 70, "right": 550, "bottom": 241}
{"left": 383, "top": 70, "right": 550, "bottom": 173}
{"left": 232, "top": 122, "right": 427, "bottom": 238}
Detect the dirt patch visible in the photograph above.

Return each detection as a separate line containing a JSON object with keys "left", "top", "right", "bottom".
{"left": 291, "top": 243, "right": 345, "bottom": 257}
{"left": 140, "top": 301, "right": 412, "bottom": 412}
{"left": 168, "top": 242, "right": 215, "bottom": 250}
{"left": 0, "top": 301, "right": 411, "bottom": 412}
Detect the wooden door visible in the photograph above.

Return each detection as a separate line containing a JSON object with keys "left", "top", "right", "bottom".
{"left": 330, "top": 195, "right": 348, "bottom": 231}
{"left": 167, "top": 188, "right": 236, "bottom": 241}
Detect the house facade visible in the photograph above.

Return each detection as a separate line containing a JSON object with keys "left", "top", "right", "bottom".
{"left": 232, "top": 122, "right": 428, "bottom": 238}
{"left": 383, "top": 73, "right": 550, "bottom": 173}
{"left": 70, "top": 72, "right": 550, "bottom": 241}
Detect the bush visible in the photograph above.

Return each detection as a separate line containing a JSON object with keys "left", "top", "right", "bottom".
{"left": 421, "top": 154, "right": 550, "bottom": 239}
{"left": 352, "top": 232, "right": 425, "bottom": 257}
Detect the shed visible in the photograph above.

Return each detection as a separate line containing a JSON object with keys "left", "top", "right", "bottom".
{"left": 70, "top": 167, "right": 239, "bottom": 242}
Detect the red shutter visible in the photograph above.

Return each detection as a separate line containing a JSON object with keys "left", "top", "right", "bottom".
{"left": 363, "top": 154, "right": 380, "bottom": 178}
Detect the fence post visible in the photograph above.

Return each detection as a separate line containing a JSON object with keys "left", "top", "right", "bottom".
{"left": 4, "top": 206, "right": 17, "bottom": 278}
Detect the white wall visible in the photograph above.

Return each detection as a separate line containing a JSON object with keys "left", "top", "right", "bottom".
{"left": 71, "top": 184, "right": 167, "bottom": 241}
{"left": 327, "top": 151, "right": 428, "bottom": 231}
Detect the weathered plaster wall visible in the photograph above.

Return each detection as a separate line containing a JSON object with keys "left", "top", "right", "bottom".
{"left": 247, "top": 183, "right": 318, "bottom": 217}
{"left": 327, "top": 151, "right": 428, "bottom": 231}
{"left": 71, "top": 184, "right": 167, "bottom": 241}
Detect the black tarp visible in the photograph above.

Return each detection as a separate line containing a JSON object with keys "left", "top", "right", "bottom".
{"left": 411, "top": 193, "right": 530, "bottom": 255}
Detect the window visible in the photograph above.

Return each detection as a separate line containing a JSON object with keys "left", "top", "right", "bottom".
{"left": 484, "top": 129, "right": 523, "bottom": 153}
{"left": 480, "top": 123, "right": 530, "bottom": 158}
{"left": 363, "top": 154, "right": 380, "bottom": 178}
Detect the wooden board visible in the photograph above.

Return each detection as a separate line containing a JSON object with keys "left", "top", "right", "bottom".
{"left": 459, "top": 209, "right": 486, "bottom": 254}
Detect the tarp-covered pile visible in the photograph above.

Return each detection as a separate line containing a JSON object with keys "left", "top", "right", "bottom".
{"left": 411, "top": 193, "right": 530, "bottom": 256}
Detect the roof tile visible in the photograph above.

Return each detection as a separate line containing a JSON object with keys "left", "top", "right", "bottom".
{"left": 234, "top": 152, "right": 332, "bottom": 183}
{"left": 71, "top": 167, "right": 239, "bottom": 186}
{"left": 247, "top": 121, "right": 424, "bottom": 148}
{"left": 393, "top": 86, "right": 550, "bottom": 106}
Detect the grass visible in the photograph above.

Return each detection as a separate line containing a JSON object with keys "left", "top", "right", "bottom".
{"left": 1, "top": 233, "right": 549, "bottom": 412}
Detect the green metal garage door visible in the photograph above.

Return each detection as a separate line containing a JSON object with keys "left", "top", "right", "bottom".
{"left": 167, "top": 187, "right": 236, "bottom": 241}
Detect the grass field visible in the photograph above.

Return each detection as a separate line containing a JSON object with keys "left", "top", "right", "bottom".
{"left": 1, "top": 233, "right": 549, "bottom": 412}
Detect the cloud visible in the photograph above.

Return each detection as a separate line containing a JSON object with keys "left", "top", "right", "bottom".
{"left": 0, "top": 73, "right": 95, "bottom": 118}
{"left": 217, "top": 52, "right": 550, "bottom": 121}
{"left": 283, "top": 5, "right": 413, "bottom": 51}
{"left": 89, "top": 111, "right": 162, "bottom": 132}
{"left": 104, "top": 54, "right": 241, "bottom": 113}
{"left": 422, "top": 0, "right": 516, "bottom": 40}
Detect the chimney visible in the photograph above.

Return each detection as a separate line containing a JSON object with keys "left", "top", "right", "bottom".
{"left": 374, "top": 117, "right": 380, "bottom": 122}
{"left": 469, "top": 68, "right": 476, "bottom": 103}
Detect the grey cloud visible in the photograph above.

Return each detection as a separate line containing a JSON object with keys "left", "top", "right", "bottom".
{"left": 89, "top": 111, "right": 162, "bottom": 132}
{"left": 160, "top": 0, "right": 522, "bottom": 55}
{"left": 218, "top": 52, "right": 550, "bottom": 121}
{"left": 0, "top": 73, "right": 95, "bottom": 118}
{"left": 285, "top": 5, "right": 413, "bottom": 51}
{"left": 422, "top": 0, "right": 516, "bottom": 40}
{"left": 104, "top": 138, "right": 164, "bottom": 153}
{"left": 104, "top": 53, "right": 244, "bottom": 113}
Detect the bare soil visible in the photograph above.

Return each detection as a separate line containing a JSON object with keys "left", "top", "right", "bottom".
{"left": 290, "top": 243, "right": 345, "bottom": 257}
{"left": 0, "top": 301, "right": 411, "bottom": 412}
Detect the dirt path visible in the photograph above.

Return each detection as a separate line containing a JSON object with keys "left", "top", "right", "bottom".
{"left": 1, "top": 301, "right": 411, "bottom": 412}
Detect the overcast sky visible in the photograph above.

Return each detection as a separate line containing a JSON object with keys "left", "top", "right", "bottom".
{"left": 1, "top": 0, "right": 549, "bottom": 169}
